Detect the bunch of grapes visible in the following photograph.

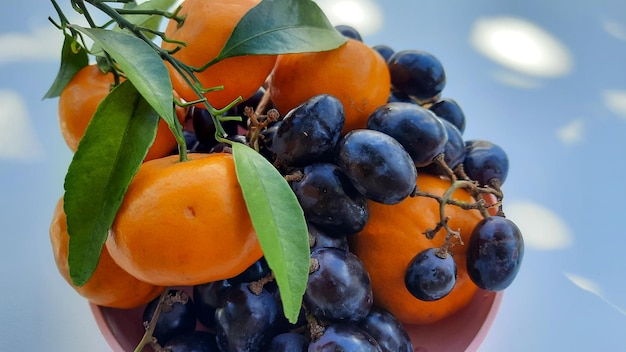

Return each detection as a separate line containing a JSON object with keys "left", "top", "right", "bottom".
{"left": 136, "top": 25, "right": 524, "bottom": 352}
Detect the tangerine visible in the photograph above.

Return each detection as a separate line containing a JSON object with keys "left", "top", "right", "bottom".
{"left": 349, "top": 174, "right": 484, "bottom": 325}
{"left": 106, "top": 152, "right": 263, "bottom": 286}
{"left": 49, "top": 197, "right": 165, "bottom": 309}
{"left": 161, "top": 0, "right": 277, "bottom": 110}
{"left": 269, "top": 38, "right": 391, "bottom": 134}
{"left": 57, "top": 64, "right": 185, "bottom": 161}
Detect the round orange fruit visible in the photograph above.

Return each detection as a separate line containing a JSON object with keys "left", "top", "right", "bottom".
{"left": 49, "top": 197, "right": 165, "bottom": 309}
{"left": 106, "top": 152, "right": 263, "bottom": 286}
{"left": 162, "top": 0, "right": 277, "bottom": 110}
{"left": 269, "top": 38, "right": 391, "bottom": 134}
{"left": 350, "top": 174, "right": 484, "bottom": 325}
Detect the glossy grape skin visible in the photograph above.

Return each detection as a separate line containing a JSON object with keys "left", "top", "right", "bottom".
{"left": 404, "top": 248, "right": 457, "bottom": 301}
{"left": 214, "top": 283, "right": 279, "bottom": 352}
{"left": 466, "top": 216, "right": 524, "bottom": 291}
{"left": 359, "top": 306, "right": 413, "bottom": 352}
{"left": 387, "top": 50, "right": 446, "bottom": 104}
{"left": 372, "top": 44, "right": 395, "bottom": 62}
{"left": 162, "top": 330, "right": 219, "bottom": 352}
{"left": 193, "top": 280, "right": 231, "bottom": 330}
{"left": 335, "top": 24, "right": 363, "bottom": 41}
{"left": 267, "top": 333, "right": 309, "bottom": 352}
{"left": 336, "top": 129, "right": 417, "bottom": 205}
{"left": 429, "top": 98, "right": 466, "bottom": 134}
{"left": 463, "top": 140, "right": 509, "bottom": 186}
{"left": 228, "top": 257, "right": 270, "bottom": 286}
{"left": 291, "top": 163, "right": 369, "bottom": 236}
{"left": 308, "top": 324, "right": 382, "bottom": 352}
{"left": 387, "top": 91, "right": 415, "bottom": 104}
{"left": 271, "top": 94, "right": 345, "bottom": 166}
{"left": 367, "top": 102, "right": 447, "bottom": 167}
{"left": 189, "top": 106, "right": 238, "bottom": 149}
{"left": 304, "top": 247, "right": 373, "bottom": 323}
{"left": 142, "top": 289, "right": 197, "bottom": 345}
{"left": 421, "top": 118, "right": 465, "bottom": 176}
{"left": 309, "top": 223, "right": 350, "bottom": 251}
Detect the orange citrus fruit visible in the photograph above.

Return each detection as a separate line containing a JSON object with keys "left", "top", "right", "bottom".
{"left": 57, "top": 64, "right": 185, "bottom": 161}
{"left": 269, "top": 38, "right": 391, "bottom": 134}
{"left": 350, "top": 174, "right": 484, "bottom": 325}
{"left": 106, "top": 152, "right": 263, "bottom": 286}
{"left": 49, "top": 197, "right": 165, "bottom": 309}
{"left": 161, "top": 0, "right": 277, "bottom": 110}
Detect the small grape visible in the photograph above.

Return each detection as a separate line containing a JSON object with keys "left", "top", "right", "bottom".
{"left": 214, "top": 283, "right": 279, "bottom": 352}
{"left": 372, "top": 44, "right": 395, "bottom": 62}
{"left": 336, "top": 129, "right": 417, "bottom": 205}
{"left": 308, "top": 324, "right": 382, "bottom": 352}
{"left": 271, "top": 94, "right": 345, "bottom": 166}
{"left": 162, "top": 330, "right": 219, "bottom": 352}
{"left": 359, "top": 306, "right": 413, "bottom": 352}
{"left": 429, "top": 98, "right": 466, "bottom": 133}
{"left": 463, "top": 140, "right": 509, "bottom": 186}
{"left": 227, "top": 257, "right": 270, "bottom": 286}
{"left": 367, "top": 102, "right": 448, "bottom": 167}
{"left": 387, "top": 49, "right": 446, "bottom": 104}
{"left": 335, "top": 24, "right": 363, "bottom": 41}
{"left": 142, "top": 289, "right": 197, "bottom": 345}
{"left": 466, "top": 216, "right": 524, "bottom": 291}
{"left": 291, "top": 163, "right": 369, "bottom": 236}
{"left": 267, "top": 332, "right": 308, "bottom": 352}
{"left": 304, "top": 247, "right": 373, "bottom": 323}
{"left": 404, "top": 248, "right": 457, "bottom": 301}
{"left": 193, "top": 280, "right": 231, "bottom": 330}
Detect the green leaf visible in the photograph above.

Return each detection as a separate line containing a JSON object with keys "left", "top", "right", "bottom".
{"left": 69, "top": 25, "right": 176, "bottom": 132}
{"left": 115, "top": 0, "right": 179, "bottom": 40}
{"left": 231, "top": 143, "right": 310, "bottom": 324}
{"left": 64, "top": 80, "right": 160, "bottom": 286}
{"left": 43, "top": 34, "right": 88, "bottom": 99}
{"left": 215, "top": 0, "right": 347, "bottom": 61}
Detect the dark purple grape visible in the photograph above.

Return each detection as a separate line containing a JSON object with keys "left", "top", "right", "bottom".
{"left": 367, "top": 102, "right": 447, "bottom": 167}
{"left": 463, "top": 140, "right": 509, "bottom": 186}
{"left": 404, "top": 248, "right": 457, "bottom": 301}
{"left": 387, "top": 91, "right": 416, "bottom": 104}
{"left": 388, "top": 50, "right": 446, "bottom": 104}
{"left": 189, "top": 106, "right": 238, "bottom": 149}
{"left": 142, "top": 289, "right": 197, "bottom": 345}
{"left": 193, "top": 280, "right": 231, "bottom": 330}
{"left": 162, "top": 330, "right": 219, "bottom": 352}
{"left": 372, "top": 44, "right": 395, "bottom": 62}
{"left": 308, "top": 324, "right": 382, "bottom": 352}
{"left": 214, "top": 283, "right": 279, "bottom": 352}
{"left": 309, "top": 223, "right": 349, "bottom": 251}
{"left": 429, "top": 98, "right": 466, "bottom": 134}
{"left": 291, "top": 163, "right": 369, "bottom": 236}
{"left": 267, "top": 332, "right": 309, "bottom": 352}
{"left": 420, "top": 118, "right": 465, "bottom": 176}
{"left": 335, "top": 24, "right": 363, "bottom": 41}
{"left": 336, "top": 129, "right": 417, "bottom": 205}
{"left": 359, "top": 306, "right": 413, "bottom": 352}
{"left": 271, "top": 94, "right": 345, "bottom": 166}
{"left": 304, "top": 247, "right": 373, "bottom": 323}
{"left": 466, "top": 216, "right": 524, "bottom": 291}
{"left": 227, "top": 257, "right": 271, "bottom": 286}
{"left": 208, "top": 134, "right": 247, "bottom": 154}
{"left": 272, "top": 287, "right": 308, "bottom": 334}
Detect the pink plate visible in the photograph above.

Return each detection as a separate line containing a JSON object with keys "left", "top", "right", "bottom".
{"left": 90, "top": 288, "right": 503, "bottom": 352}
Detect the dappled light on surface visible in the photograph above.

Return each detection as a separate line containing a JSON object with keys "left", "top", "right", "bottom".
{"left": 314, "top": 0, "right": 383, "bottom": 37}
{"left": 602, "top": 90, "right": 626, "bottom": 120}
{"left": 0, "top": 90, "right": 42, "bottom": 160}
{"left": 556, "top": 118, "right": 585, "bottom": 145}
{"left": 505, "top": 201, "right": 572, "bottom": 250}
{"left": 470, "top": 16, "right": 573, "bottom": 78}
{"left": 565, "top": 272, "right": 626, "bottom": 317}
